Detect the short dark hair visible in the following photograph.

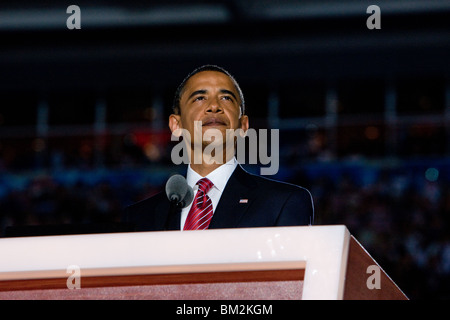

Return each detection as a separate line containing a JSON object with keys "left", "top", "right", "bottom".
{"left": 172, "top": 64, "right": 245, "bottom": 115}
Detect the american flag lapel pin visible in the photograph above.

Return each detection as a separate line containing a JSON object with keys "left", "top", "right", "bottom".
{"left": 239, "top": 199, "right": 248, "bottom": 204}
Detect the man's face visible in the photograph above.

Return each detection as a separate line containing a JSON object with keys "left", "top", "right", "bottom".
{"left": 169, "top": 70, "right": 249, "bottom": 151}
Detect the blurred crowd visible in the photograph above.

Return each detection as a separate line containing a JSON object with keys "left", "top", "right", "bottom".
{"left": 300, "top": 168, "right": 450, "bottom": 299}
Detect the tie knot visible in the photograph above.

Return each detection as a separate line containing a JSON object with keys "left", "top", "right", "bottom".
{"left": 196, "top": 178, "right": 214, "bottom": 194}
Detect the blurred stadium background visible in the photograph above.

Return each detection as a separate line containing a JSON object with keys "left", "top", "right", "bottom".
{"left": 0, "top": 0, "right": 449, "bottom": 299}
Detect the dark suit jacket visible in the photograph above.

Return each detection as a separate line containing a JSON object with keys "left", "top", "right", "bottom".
{"left": 124, "top": 165, "right": 314, "bottom": 231}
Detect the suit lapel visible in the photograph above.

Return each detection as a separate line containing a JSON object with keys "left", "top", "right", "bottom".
{"left": 209, "top": 165, "right": 258, "bottom": 229}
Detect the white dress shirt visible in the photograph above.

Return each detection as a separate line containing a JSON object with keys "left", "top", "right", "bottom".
{"left": 180, "top": 157, "right": 238, "bottom": 230}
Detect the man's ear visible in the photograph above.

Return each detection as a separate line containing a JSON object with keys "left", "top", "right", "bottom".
{"left": 239, "top": 115, "right": 249, "bottom": 134}
{"left": 168, "top": 114, "right": 181, "bottom": 134}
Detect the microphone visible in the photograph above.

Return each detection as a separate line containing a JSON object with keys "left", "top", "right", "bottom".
{"left": 164, "top": 174, "right": 193, "bottom": 230}
{"left": 165, "top": 174, "right": 194, "bottom": 208}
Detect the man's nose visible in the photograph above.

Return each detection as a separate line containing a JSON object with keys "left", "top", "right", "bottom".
{"left": 206, "top": 97, "right": 223, "bottom": 113}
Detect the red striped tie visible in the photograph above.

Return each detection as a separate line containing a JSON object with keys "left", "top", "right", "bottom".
{"left": 183, "top": 178, "right": 214, "bottom": 230}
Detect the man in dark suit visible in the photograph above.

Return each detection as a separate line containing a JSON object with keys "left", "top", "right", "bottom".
{"left": 124, "top": 65, "right": 314, "bottom": 231}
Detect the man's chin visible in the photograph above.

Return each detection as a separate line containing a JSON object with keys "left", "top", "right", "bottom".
{"left": 202, "top": 126, "right": 227, "bottom": 134}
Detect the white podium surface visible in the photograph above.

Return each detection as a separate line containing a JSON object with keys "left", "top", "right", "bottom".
{"left": 0, "top": 225, "right": 351, "bottom": 300}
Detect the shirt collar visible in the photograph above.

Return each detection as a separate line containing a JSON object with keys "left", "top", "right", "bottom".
{"left": 186, "top": 157, "right": 238, "bottom": 192}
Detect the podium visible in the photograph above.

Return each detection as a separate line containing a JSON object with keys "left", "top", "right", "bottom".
{"left": 0, "top": 225, "right": 407, "bottom": 299}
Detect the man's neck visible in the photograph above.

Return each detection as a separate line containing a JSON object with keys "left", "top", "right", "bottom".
{"left": 190, "top": 155, "right": 235, "bottom": 177}
{"left": 190, "top": 162, "right": 225, "bottom": 177}
{"left": 189, "top": 164, "right": 219, "bottom": 177}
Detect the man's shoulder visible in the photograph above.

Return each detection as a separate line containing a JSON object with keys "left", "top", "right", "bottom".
{"left": 238, "top": 166, "right": 310, "bottom": 195}
{"left": 235, "top": 166, "right": 314, "bottom": 225}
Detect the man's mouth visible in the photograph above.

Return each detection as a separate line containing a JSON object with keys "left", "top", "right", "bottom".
{"left": 202, "top": 118, "right": 227, "bottom": 127}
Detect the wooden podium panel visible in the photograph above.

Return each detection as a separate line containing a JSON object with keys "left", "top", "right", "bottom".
{"left": 0, "top": 269, "right": 304, "bottom": 300}
{"left": 344, "top": 236, "right": 407, "bottom": 300}
{"left": 0, "top": 225, "right": 407, "bottom": 299}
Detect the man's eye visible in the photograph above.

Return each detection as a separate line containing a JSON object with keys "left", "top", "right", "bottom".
{"left": 194, "top": 96, "right": 205, "bottom": 101}
{"left": 222, "top": 96, "right": 233, "bottom": 101}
